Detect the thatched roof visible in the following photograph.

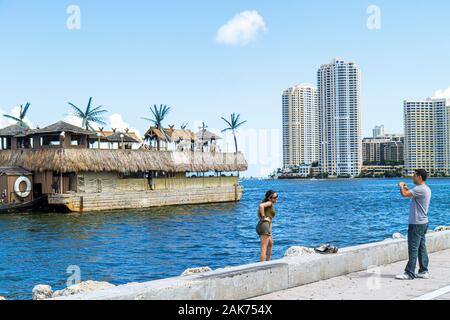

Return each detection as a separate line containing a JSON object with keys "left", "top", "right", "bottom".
{"left": 170, "top": 129, "right": 197, "bottom": 142}
{"left": 35, "top": 121, "right": 93, "bottom": 135}
{"left": 96, "top": 131, "right": 141, "bottom": 143}
{"left": 105, "top": 132, "right": 140, "bottom": 143}
{"left": 15, "top": 129, "right": 38, "bottom": 138}
{"left": 94, "top": 130, "right": 143, "bottom": 143}
{"left": 144, "top": 127, "right": 171, "bottom": 141}
{"left": 196, "top": 129, "right": 222, "bottom": 141}
{"left": 0, "top": 149, "right": 248, "bottom": 173}
{"left": 0, "top": 124, "right": 29, "bottom": 137}
{"left": 144, "top": 127, "right": 197, "bottom": 142}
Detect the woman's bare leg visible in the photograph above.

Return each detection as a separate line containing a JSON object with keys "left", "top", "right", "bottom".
{"left": 266, "top": 236, "right": 274, "bottom": 261}
{"left": 260, "top": 236, "right": 270, "bottom": 262}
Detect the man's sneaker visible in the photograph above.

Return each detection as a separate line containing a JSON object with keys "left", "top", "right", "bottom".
{"left": 395, "top": 273, "right": 414, "bottom": 280}
{"left": 416, "top": 272, "right": 430, "bottom": 279}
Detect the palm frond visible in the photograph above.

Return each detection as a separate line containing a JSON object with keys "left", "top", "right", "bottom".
{"left": 222, "top": 113, "right": 247, "bottom": 131}
{"left": 3, "top": 114, "right": 21, "bottom": 122}
{"left": 87, "top": 109, "right": 108, "bottom": 117}
{"left": 86, "top": 97, "right": 93, "bottom": 114}
{"left": 88, "top": 117, "right": 107, "bottom": 125}
{"left": 221, "top": 116, "right": 233, "bottom": 128}
{"left": 235, "top": 120, "right": 247, "bottom": 128}
{"left": 146, "top": 104, "right": 171, "bottom": 131}
{"left": 90, "top": 105, "right": 106, "bottom": 113}
{"left": 68, "top": 103, "right": 86, "bottom": 117}
{"left": 21, "top": 102, "right": 31, "bottom": 119}
{"left": 161, "top": 105, "right": 171, "bottom": 116}
{"left": 69, "top": 98, "right": 107, "bottom": 130}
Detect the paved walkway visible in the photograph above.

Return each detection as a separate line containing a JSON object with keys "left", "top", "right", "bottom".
{"left": 251, "top": 249, "right": 450, "bottom": 300}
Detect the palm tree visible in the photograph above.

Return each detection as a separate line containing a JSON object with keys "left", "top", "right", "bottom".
{"left": 221, "top": 113, "right": 247, "bottom": 153}
{"left": 142, "top": 104, "right": 171, "bottom": 150}
{"left": 3, "top": 102, "right": 31, "bottom": 128}
{"left": 68, "top": 97, "right": 107, "bottom": 131}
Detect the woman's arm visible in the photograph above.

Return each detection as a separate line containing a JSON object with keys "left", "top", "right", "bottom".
{"left": 258, "top": 201, "right": 272, "bottom": 219}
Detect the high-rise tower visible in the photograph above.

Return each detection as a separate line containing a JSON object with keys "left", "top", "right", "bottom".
{"left": 317, "top": 58, "right": 362, "bottom": 177}
{"left": 282, "top": 85, "right": 318, "bottom": 168}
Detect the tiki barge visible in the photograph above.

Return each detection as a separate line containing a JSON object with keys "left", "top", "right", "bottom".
{"left": 0, "top": 121, "right": 247, "bottom": 213}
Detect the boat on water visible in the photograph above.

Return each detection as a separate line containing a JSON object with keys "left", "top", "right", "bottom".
{"left": 0, "top": 195, "right": 48, "bottom": 214}
{"left": 0, "top": 121, "right": 248, "bottom": 213}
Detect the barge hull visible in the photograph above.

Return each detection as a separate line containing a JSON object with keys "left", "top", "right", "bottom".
{"left": 48, "top": 185, "right": 243, "bottom": 212}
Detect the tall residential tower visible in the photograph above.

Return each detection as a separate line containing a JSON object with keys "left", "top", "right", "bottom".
{"left": 404, "top": 98, "right": 450, "bottom": 175}
{"left": 282, "top": 84, "right": 318, "bottom": 168}
{"left": 317, "top": 58, "right": 362, "bottom": 177}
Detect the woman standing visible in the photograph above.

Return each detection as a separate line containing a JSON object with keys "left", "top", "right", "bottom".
{"left": 256, "top": 190, "right": 278, "bottom": 262}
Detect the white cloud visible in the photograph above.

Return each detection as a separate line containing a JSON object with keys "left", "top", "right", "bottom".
{"left": 215, "top": 10, "right": 267, "bottom": 46}
{"left": 63, "top": 114, "right": 84, "bottom": 128}
{"left": 0, "top": 109, "right": 12, "bottom": 129}
{"left": 433, "top": 86, "right": 450, "bottom": 100}
{"left": 107, "top": 113, "right": 142, "bottom": 138}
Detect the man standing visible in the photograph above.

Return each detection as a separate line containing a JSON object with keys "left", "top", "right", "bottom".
{"left": 396, "top": 169, "right": 432, "bottom": 280}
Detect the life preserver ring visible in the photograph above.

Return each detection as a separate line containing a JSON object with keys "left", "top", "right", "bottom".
{"left": 14, "top": 176, "right": 32, "bottom": 198}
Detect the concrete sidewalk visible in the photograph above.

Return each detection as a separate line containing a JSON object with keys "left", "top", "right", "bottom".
{"left": 251, "top": 249, "right": 450, "bottom": 300}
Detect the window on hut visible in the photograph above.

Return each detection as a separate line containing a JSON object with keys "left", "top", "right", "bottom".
{"left": 122, "top": 172, "right": 146, "bottom": 179}
{"left": 70, "top": 135, "right": 84, "bottom": 146}
{"left": 41, "top": 135, "right": 61, "bottom": 146}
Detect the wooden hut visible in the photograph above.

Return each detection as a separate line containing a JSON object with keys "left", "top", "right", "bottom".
{"left": 144, "top": 127, "right": 172, "bottom": 150}
{"left": 196, "top": 129, "right": 222, "bottom": 152}
{"left": 144, "top": 126, "right": 197, "bottom": 151}
{"left": 31, "top": 121, "right": 93, "bottom": 149}
{"left": 0, "top": 124, "right": 31, "bottom": 150}
{"left": 92, "top": 129, "right": 142, "bottom": 149}
{"left": 0, "top": 167, "right": 33, "bottom": 204}
{"left": 0, "top": 121, "right": 94, "bottom": 197}
{"left": 169, "top": 128, "right": 197, "bottom": 151}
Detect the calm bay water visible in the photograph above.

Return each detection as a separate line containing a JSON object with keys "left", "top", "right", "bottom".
{"left": 1, "top": 178, "right": 450, "bottom": 299}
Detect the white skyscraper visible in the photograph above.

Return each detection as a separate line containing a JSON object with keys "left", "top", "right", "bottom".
{"left": 282, "top": 85, "right": 318, "bottom": 168}
{"left": 317, "top": 58, "right": 362, "bottom": 177}
{"left": 404, "top": 98, "right": 450, "bottom": 175}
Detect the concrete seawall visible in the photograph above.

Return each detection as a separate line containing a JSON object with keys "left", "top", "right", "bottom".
{"left": 52, "top": 230, "right": 450, "bottom": 300}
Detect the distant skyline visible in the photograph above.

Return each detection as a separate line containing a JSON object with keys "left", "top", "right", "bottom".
{"left": 1, "top": 1, "right": 449, "bottom": 177}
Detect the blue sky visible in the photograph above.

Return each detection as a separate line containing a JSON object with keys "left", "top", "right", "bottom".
{"left": 0, "top": 0, "right": 449, "bottom": 176}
